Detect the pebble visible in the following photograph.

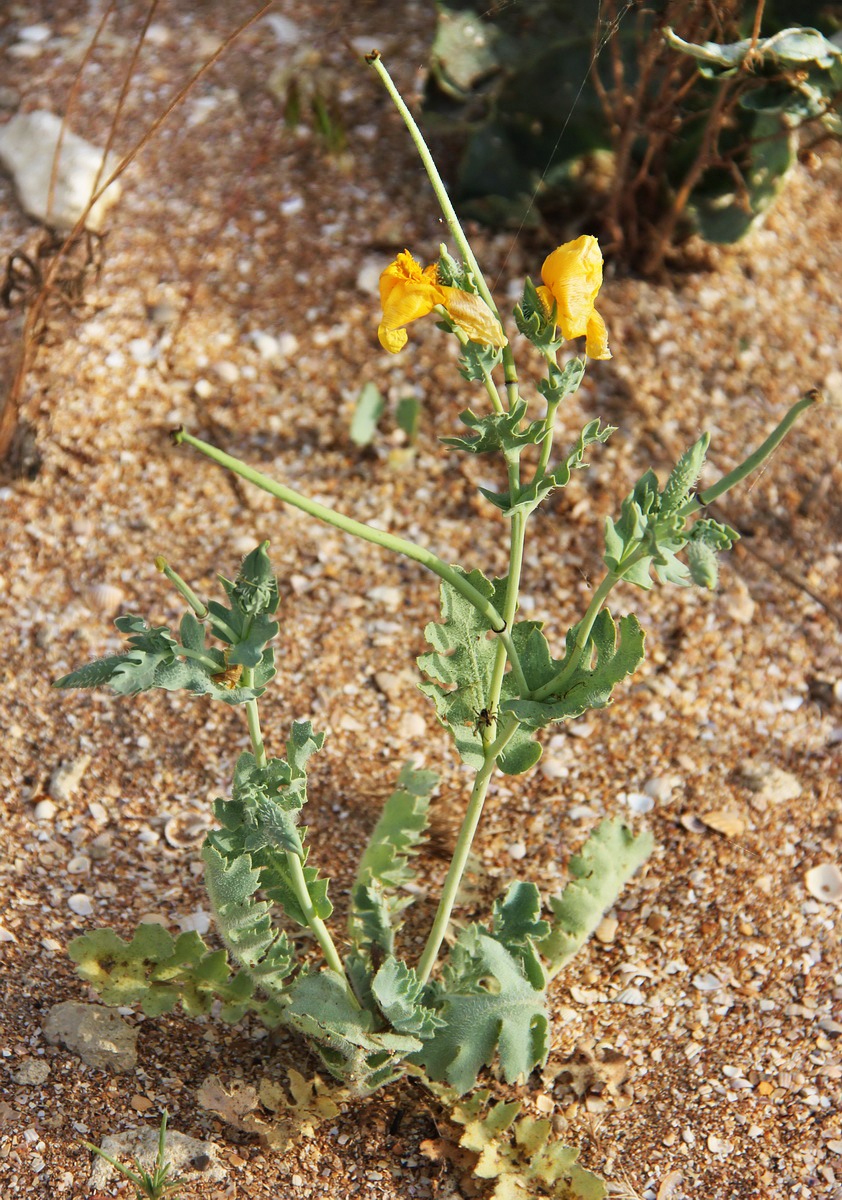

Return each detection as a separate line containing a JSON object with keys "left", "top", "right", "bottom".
{"left": 33, "top": 799, "right": 57, "bottom": 821}
{"left": 373, "top": 670, "right": 405, "bottom": 700}
{"left": 87, "top": 582, "right": 125, "bottom": 615}
{"left": 215, "top": 360, "right": 239, "bottom": 384}
{"left": 177, "top": 910, "right": 211, "bottom": 935}
{"left": 128, "top": 338, "right": 155, "bottom": 365}
{"left": 67, "top": 892, "right": 94, "bottom": 916}
{"left": 12, "top": 1058, "right": 50, "bottom": 1085}
{"left": 356, "top": 256, "right": 383, "bottom": 296}
{"left": 539, "top": 754, "right": 568, "bottom": 780}
{"left": 0, "top": 110, "right": 122, "bottom": 231}
{"left": 595, "top": 915, "right": 618, "bottom": 944}
{"left": 88, "top": 832, "right": 113, "bottom": 860}
{"left": 508, "top": 841, "right": 527, "bottom": 860}
{"left": 700, "top": 809, "right": 746, "bottom": 838}
{"left": 17, "top": 23, "right": 51, "bottom": 42}
{"left": 90, "top": 1126, "right": 226, "bottom": 1188}
{"left": 0, "top": 925, "right": 19, "bottom": 943}
{"left": 625, "top": 791, "right": 655, "bottom": 814}
{"left": 43, "top": 1001, "right": 138, "bottom": 1072}
{"left": 740, "top": 761, "right": 802, "bottom": 806}
{"left": 643, "top": 775, "right": 673, "bottom": 803}
{"left": 263, "top": 14, "right": 302, "bottom": 44}
{"left": 49, "top": 756, "right": 91, "bottom": 803}
{"left": 398, "top": 712, "right": 426, "bottom": 738}
{"left": 193, "top": 378, "right": 213, "bottom": 399}
{"left": 67, "top": 854, "right": 91, "bottom": 875}
{"left": 366, "top": 584, "right": 402, "bottom": 611}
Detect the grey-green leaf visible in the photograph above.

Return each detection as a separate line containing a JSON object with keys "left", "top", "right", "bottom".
{"left": 539, "top": 819, "right": 653, "bottom": 975}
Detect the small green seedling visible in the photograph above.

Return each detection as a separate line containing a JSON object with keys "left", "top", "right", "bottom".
{"left": 83, "top": 1111, "right": 184, "bottom": 1200}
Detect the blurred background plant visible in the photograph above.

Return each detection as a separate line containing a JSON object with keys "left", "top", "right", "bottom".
{"left": 421, "top": 0, "right": 842, "bottom": 271}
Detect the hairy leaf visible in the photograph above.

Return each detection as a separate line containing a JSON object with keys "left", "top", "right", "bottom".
{"left": 285, "top": 970, "right": 422, "bottom": 1093}
{"left": 54, "top": 614, "right": 276, "bottom": 703}
{"left": 348, "top": 763, "right": 437, "bottom": 960}
{"left": 203, "top": 844, "right": 296, "bottom": 1001}
{"left": 371, "top": 957, "right": 445, "bottom": 1039}
{"left": 539, "top": 818, "right": 653, "bottom": 975}
{"left": 480, "top": 418, "right": 613, "bottom": 517}
{"left": 504, "top": 609, "right": 645, "bottom": 728}
{"left": 416, "top": 928, "right": 549, "bottom": 1094}
{"left": 67, "top": 923, "right": 276, "bottom": 1025}
{"left": 418, "top": 570, "right": 541, "bottom": 774}
{"left": 441, "top": 400, "right": 545, "bottom": 456}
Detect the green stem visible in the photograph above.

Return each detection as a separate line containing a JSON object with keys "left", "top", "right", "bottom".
{"left": 155, "top": 556, "right": 208, "bottom": 617}
{"left": 173, "top": 428, "right": 528, "bottom": 693}
{"left": 242, "top": 669, "right": 359, "bottom": 1004}
{"left": 447, "top": 318, "right": 504, "bottom": 415}
{"left": 530, "top": 572, "right": 616, "bottom": 701}
{"left": 367, "top": 53, "right": 520, "bottom": 411}
{"left": 416, "top": 507, "right": 527, "bottom": 984}
{"left": 680, "top": 390, "right": 822, "bottom": 516}
{"left": 416, "top": 716, "right": 518, "bottom": 986}
{"left": 533, "top": 397, "right": 561, "bottom": 482}
{"left": 178, "top": 646, "right": 223, "bottom": 673}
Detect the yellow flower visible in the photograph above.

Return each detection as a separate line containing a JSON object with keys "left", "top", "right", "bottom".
{"left": 377, "top": 250, "right": 506, "bottom": 354}
{"left": 536, "top": 235, "right": 611, "bottom": 360}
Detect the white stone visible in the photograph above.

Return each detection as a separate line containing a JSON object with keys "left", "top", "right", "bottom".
{"left": 90, "top": 1125, "right": 226, "bottom": 1189}
{"left": 177, "top": 910, "right": 211, "bottom": 935}
{"left": 0, "top": 110, "right": 122, "bottom": 231}
{"left": 18, "top": 24, "right": 52, "bottom": 43}
{"left": 67, "top": 893, "right": 93, "bottom": 916}
{"left": 49, "top": 756, "right": 91, "bottom": 803}
{"left": 44, "top": 1002, "right": 138, "bottom": 1072}
{"left": 263, "top": 14, "right": 302, "bottom": 45}
{"left": 34, "top": 799, "right": 57, "bottom": 821}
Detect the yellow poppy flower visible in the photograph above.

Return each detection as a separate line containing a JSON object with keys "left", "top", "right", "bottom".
{"left": 536, "top": 235, "right": 611, "bottom": 360}
{"left": 377, "top": 250, "right": 506, "bottom": 353}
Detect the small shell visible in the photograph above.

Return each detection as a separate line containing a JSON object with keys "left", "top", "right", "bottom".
{"left": 164, "top": 811, "right": 212, "bottom": 849}
{"left": 700, "top": 809, "right": 745, "bottom": 838}
{"left": 87, "top": 582, "right": 125, "bottom": 615}
{"left": 805, "top": 863, "right": 842, "bottom": 904}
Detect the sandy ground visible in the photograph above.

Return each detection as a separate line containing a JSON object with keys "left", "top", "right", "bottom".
{"left": 1, "top": 3, "right": 841, "bottom": 1198}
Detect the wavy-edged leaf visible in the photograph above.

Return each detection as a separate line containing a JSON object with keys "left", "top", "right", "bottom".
{"left": 418, "top": 570, "right": 540, "bottom": 775}
{"left": 371, "top": 957, "right": 445, "bottom": 1039}
{"left": 348, "top": 763, "right": 437, "bottom": 961}
{"left": 480, "top": 417, "right": 613, "bottom": 517}
{"left": 441, "top": 400, "right": 544, "bottom": 456}
{"left": 67, "top": 923, "right": 275, "bottom": 1024}
{"left": 416, "top": 928, "right": 549, "bottom": 1094}
{"left": 539, "top": 818, "right": 653, "bottom": 975}
{"left": 504, "top": 609, "right": 645, "bottom": 728}
{"left": 285, "top": 970, "right": 422, "bottom": 1093}
{"left": 203, "top": 844, "right": 296, "bottom": 1003}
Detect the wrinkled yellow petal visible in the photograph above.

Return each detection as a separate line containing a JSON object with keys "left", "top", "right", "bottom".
{"left": 441, "top": 287, "right": 507, "bottom": 348}
{"left": 377, "top": 251, "right": 447, "bottom": 351}
{"left": 380, "top": 283, "right": 439, "bottom": 334}
{"left": 585, "top": 310, "right": 611, "bottom": 360}
{"left": 535, "top": 285, "right": 554, "bottom": 320}
{"left": 539, "top": 235, "right": 610, "bottom": 358}
{"left": 378, "top": 323, "right": 408, "bottom": 354}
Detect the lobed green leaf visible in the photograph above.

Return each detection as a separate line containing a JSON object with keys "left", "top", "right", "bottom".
{"left": 539, "top": 818, "right": 653, "bottom": 975}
